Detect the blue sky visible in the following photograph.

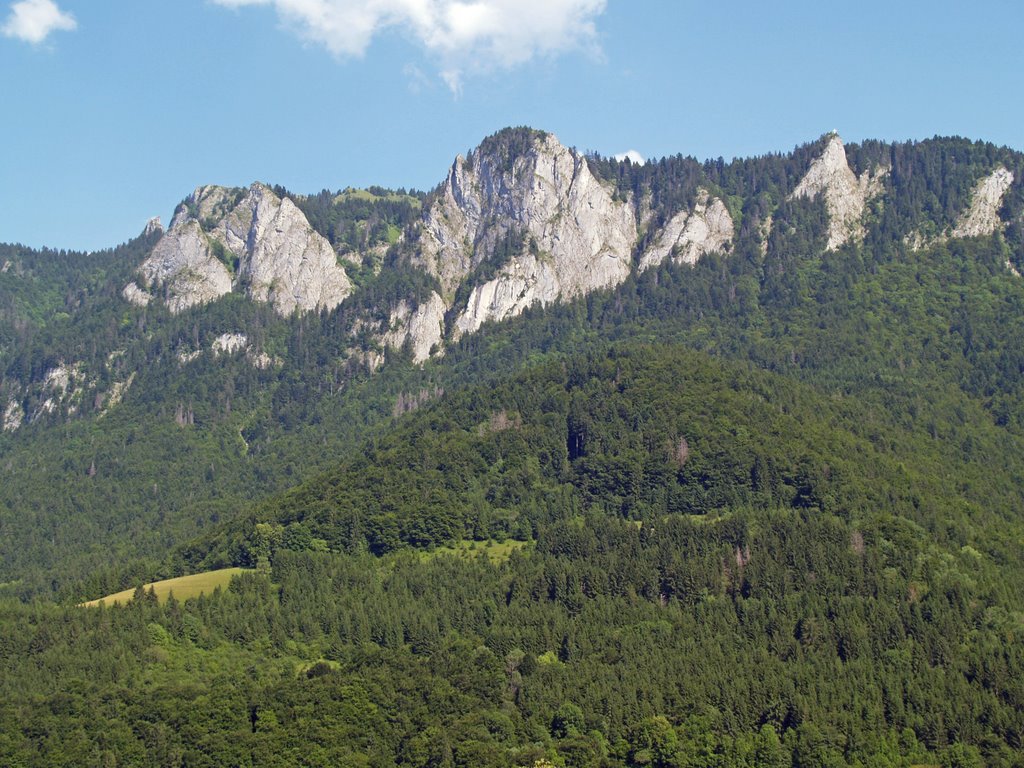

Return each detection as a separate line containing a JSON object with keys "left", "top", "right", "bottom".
{"left": 1, "top": 0, "right": 1022, "bottom": 251}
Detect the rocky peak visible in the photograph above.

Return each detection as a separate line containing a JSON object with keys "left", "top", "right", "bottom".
{"left": 791, "top": 133, "right": 887, "bottom": 250}
{"left": 126, "top": 183, "right": 352, "bottom": 316}
{"left": 417, "top": 129, "right": 637, "bottom": 337}
{"left": 240, "top": 184, "right": 353, "bottom": 315}
{"left": 143, "top": 217, "right": 164, "bottom": 238}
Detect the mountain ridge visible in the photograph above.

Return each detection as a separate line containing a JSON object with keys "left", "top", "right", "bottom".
{"left": 3, "top": 127, "right": 1024, "bottom": 765}
{"left": 118, "top": 128, "right": 1024, "bottom": 366}
{"left": 2, "top": 128, "right": 1022, "bottom": 438}
{"left": 1, "top": 126, "right": 1023, "bottom": 594}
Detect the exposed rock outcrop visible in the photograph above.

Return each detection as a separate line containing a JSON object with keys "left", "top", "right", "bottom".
{"left": 249, "top": 351, "right": 280, "bottom": 370}
{"left": 143, "top": 217, "right": 164, "bottom": 238}
{"left": 211, "top": 333, "right": 248, "bottom": 356}
{"left": 240, "top": 186, "right": 353, "bottom": 315}
{"left": 3, "top": 399, "right": 22, "bottom": 432}
{"left": 758, "top": 215, "right": 774, "bottom": 257}
{"left": 177, "top": 333, "right": 281, "bottom": 369}
{"left": 791, "top": 133, "right": 887, "bottom": 250}
{"left": 127, "top": 183, "right": 352, "bottom": 316}
{"left": 418, "top": 130, "right": 637, "bottom": 336}
{"left": 906, "top": 166, "right": 1015, "bottom": 251}
{"left": 638, "top": 189, "right": 734, "bottom": 271}
{"left": 32, "top": 363, "right": 85, "bottom": 420}
{"left": 951, "top": 167, "right": 1014, "bottom": 239}
{"left": 382, "top": 292, "right": 447, "bottom": 363}
{"left": 122, "top": 282, "right": 152, "bottom": 307}
{"left": 454, "top": 254, "right": 560, "bottom": 337}
{"left": 99, "top": 373, "right": 135, "bottom": 416}
{"left": 130, "top": 218, "right": 233, "bottom": 313}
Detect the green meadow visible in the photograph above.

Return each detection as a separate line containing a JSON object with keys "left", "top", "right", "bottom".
{"left": 80, "top": 567, "right": 252, "bottom": 607}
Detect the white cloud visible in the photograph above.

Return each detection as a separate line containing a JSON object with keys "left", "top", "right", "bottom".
{"left": 211, "top": 0, "right": 606, "bottom": 92}
{"left": 2, "top": 0, "right": 76, "bottom": 44}
{"left": 614, "top": 149, "right": 645, "bottom": 165}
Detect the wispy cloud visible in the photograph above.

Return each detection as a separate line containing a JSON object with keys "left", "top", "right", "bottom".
{"left": 614, "top": 149, "right": 646, "bottom": 165}
{"left": 403, "top": 62, "right": 433, "bottom": 94}
{"left": 2, "top": 0, "right": 76, "bottom": 45}
{"left": 211, "top": 0, "right": 607, "bottom": 93}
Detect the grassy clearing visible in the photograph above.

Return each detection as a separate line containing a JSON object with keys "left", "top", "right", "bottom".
{"left": 333, "top": 188, "right": 422, "bottom": 206}
{"left": 423, "top": 539, "right": 529, "bottom": 565}
{"left": 80, "top": 568, "right": 252, "bottom": 607}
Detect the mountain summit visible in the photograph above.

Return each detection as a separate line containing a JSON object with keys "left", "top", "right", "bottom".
{"left": 124, "top": 182, "right": 352, "bottom": 315}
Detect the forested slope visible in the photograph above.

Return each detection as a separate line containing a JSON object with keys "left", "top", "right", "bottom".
{"left": 2, "top": 131, "right": 1024, "bottom": 765}
{"left": 3, "top": 345, "right": 1024, "bottom": 765}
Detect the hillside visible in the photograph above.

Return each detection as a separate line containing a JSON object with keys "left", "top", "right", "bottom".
{"left": 3, "top": 345, "right": 1024, "bottom": 765}
{"left": 3, "top": 130, "right": 1023, "bottom": 596}
{"left": 1, "top": 127, "right": 1024, "bottom": 764}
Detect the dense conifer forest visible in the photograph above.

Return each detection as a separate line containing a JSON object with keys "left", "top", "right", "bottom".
{"left": 2, "top": 132, "right": 1024, "bottom": 765}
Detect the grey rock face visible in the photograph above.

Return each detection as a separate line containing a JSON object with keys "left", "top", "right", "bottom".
{"left": 239, "top": 186, "right": 352, "bottom": 315}
{"left": 791, "top": 134, "right": 887, "bottom": 250}
{"left": 100, "top": 373, "right": 135, "bottom": 416}
{"left": 3, "top": 399, "right": 22, "bottom": 432}
{"left": 455, "top": 254, "right": 561, "bottom": 337}
{"left": 211, "top": 333, "right": 248, "bottom": 356}
{"left": 143, "top": 217, "right": 164, "bottom": 237}
{"left": 382, "top": 292, "right": 447, "bottom": 363}
{"left": 128, "top": 184, "right": 351, "bottom": 316}
{"left": 418, "top": 131, "right": 637, "bottom": 337}
{"left": 32, "top": 363, "right": 85, "bottom": 421}
{"left": 638, "top": 189, "right": 734, "bottom": 271}
{"left": 952, "top": 167, "right": 1014, "bottom": 239}
{"left": 906, "top": 166, "right": 1015, "bottom": 251}
{"left": 134, "top": 218, "right": 233, "bottom": 313}
{"left": 122, "top": 282, "right": 152, "bottom": 307}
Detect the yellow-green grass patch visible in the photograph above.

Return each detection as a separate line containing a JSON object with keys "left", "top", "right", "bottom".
{"left": 80, "top": 568, "right": 252, "bottom": 607}
{"left": 423, "top": 539, "right": 529, "bottom": 565}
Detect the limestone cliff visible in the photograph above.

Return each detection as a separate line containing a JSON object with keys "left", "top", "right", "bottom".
{"left": 211, "top": 333, "right": 248, "bottom": 356}
{"left": 99, "top": 373, "right": 135, "bottom": 417}
{"left": 906, "top": 166, "right": 1015, "bottom": 251}
{"left": 951, "top": 167, "right": 1014, "bottom": 239}
{"left": 638, "top": 189, "right": 734, "bottom": 271}
{"left": 130, "top": 217, "right": 233, "bottom": 313}
{"left": 455, "top": 254, "right": 561, "bottom": 337}
{"left": 417, "top": 130, "right": 637, "bottom": 337}
{"left": 791, "top": 134, "right": 887, "bottom": 250}
{"left": 175, "top": 333, "right": 281, "bottom": 369}
{"left": 239, "top": 185, "right": 353, "bottom": 315}
{"left": 126, "top": 184, "right": 351, "bottom": 315}
{"left": 382, "top": 292, "right": 447, "bottom": 363}
{"left": 122, "top": 282, "right": 152, "bottom": 307}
